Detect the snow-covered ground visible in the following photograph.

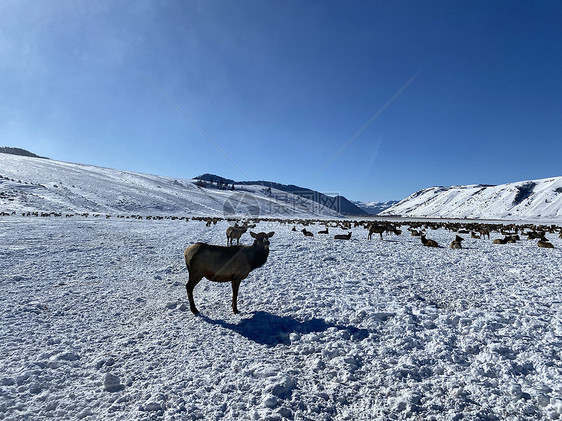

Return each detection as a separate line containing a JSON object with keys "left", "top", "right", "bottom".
{"left": 382, "top": 177, "right": 562, "bottom": 221}
{"left": 1, "top": 216, "right": 561, "bottom": 420}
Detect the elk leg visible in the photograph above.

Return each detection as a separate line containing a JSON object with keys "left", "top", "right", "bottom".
{"left": 231, "top": 279, "right": 241, "bottom": 314}
{"left": 186, "top": 275, "right": 203, "bottom": 315}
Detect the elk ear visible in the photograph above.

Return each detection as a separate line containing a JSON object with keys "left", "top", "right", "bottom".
{"left": 267, "top": 232, "right": 275, "bottom": 238}
{"left": 250, "top": 231, "right": 257, "bottom": 238}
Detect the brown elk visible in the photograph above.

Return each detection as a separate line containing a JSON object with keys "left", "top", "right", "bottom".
{"left": 537, "top": 237, "right": 554, "bottom": 248}
{"left": 302, "top": 228, "right": 314, "bottom": 237}
{"left": 421, "top": 234, "right": 439, "bottom": 248}
{"left": 526, "top": 231, "right": 544, "bottom": 240}
{"left": 387, "top": 226, "right": 402, "bottom": 236}
{"left": 493, "top": 235, "right": 517, "bottom": 244}
{"left": 184, "top": 231, "right": 274, "bottom": 315}
{"left": 450, "top": 235, "right": 464, "bottom": 249}
{"left": 367, "top": 224, "right": 386, "bottom": 240}
{"left": 226, "top": 224, "right": 248, "bottom": 246}
{"left": 479, "top": 229, "right": 491, "bottom": 239}
{"left": 318, "top": 228, "right": 329, "bottom": 234}
{"left": 334, "top": 232, "right": 352, "bottom": 240}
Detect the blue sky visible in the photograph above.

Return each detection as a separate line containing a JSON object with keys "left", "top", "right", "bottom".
{"left": 1, "top": 1, "right": 561, "bottom": 202}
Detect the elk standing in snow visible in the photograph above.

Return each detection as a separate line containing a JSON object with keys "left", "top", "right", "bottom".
{"left": 480, "top": 229, "right": 491, "bottom": 239}
{"left": 367, "top": 224, "right": 386, "bottom": 240}
{"left": 184, "top": 231, "right": 275, "bottom": 315}
{"left": 226, "top": 224, "right": 248, "bottom": 246}
{"left": 386, "top": 226, "right": 402, "bottom": 237}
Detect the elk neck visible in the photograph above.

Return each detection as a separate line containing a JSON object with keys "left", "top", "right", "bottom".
{"left": 247, "top": 243, "right": 270, "bottom": 269}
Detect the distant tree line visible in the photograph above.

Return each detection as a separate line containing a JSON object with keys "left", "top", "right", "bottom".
{"left": 195, "top": 178, "right": 236, "bottom": 190}
{"left": 0, "top": 147, "right": 48, "bottom": 159}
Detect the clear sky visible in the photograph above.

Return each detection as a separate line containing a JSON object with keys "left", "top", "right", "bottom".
{"left": 1, "top": 1, "right": 561, "bottom": 202}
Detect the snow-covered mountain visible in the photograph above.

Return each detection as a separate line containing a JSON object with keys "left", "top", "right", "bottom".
{"left": 381, "top": 177, "right": 562, "bottom": 220}
{"left": 194, "top": 174, "right": 368, "bottom": 216}
{"left": 0, "top": 152, "right": 342, "bottom": 218}
{"left": 352, "top": 200, "right": 399, "bottom": 215}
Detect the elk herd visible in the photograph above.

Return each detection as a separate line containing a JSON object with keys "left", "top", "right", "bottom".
{"left": 181, "top": 217, "right": 560, "bottom": 314}
{"left": 7, "top": 209, "right": 560, "bottom": 252}
{"left": 214, "top": 217, "right": 561, "bottom": 254}
{"left": 3, "top": 211, "right": 558, "bottom": 314}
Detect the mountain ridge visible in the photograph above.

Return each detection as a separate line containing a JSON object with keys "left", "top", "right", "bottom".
{"left": 381, "top": 177, "right": 562, "bottom": 221}
{"left": 194, "top": 174, "right": 368, "bottom": 216}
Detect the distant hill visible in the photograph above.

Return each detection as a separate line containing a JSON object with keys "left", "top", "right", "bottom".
{"left": 352, "top": 200, "right": 399, "bottom": 215}
{"left": 0, "top": 147, "right": 47, "bottom": 159}
{"left": 196, "top": 173, "right": 236, "bottom": 185}
{"left": 194, "top": 174, "right": 368, "bottom": 216}
{"left": 0, "top": 153, "right": 342, "bottom": 218}
{"left": 381, "top": 178, "right": 562, "bottom": 220}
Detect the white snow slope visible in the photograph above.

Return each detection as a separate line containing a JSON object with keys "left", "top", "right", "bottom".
{"left": 1, "top": 216, "right": 561, "bottom": 420}
{"left": 0, "top": 153, "right": 341, "bottom": 218}
{"left": 381, "top": 177, "right": 562, "bottom": 221}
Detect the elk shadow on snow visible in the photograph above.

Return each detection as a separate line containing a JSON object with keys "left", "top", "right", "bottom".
{"left": 199, "top": 311, "right": 370, "bottom": 347}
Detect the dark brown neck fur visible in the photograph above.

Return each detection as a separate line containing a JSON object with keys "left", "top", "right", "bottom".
{"left": 247, "top": 244, "right": 270, "bottom": 269}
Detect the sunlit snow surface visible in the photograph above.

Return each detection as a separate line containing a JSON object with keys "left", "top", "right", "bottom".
{"left": 1, "top": 217, "right": 561, "bottom": 420}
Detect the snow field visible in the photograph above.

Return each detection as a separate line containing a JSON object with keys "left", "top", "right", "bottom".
{"left": 1, "top": 217, "right": 561, "bottom": 420}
